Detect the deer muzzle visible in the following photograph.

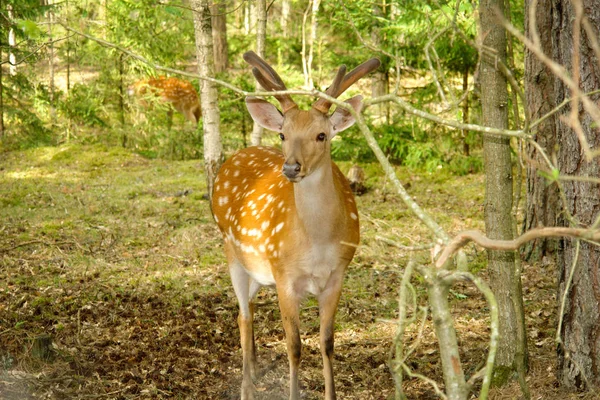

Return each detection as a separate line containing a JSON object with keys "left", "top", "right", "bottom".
{"left": 282, "top": 161, "right": 302, "bottom": 182}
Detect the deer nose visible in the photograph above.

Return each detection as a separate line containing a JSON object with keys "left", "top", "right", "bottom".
{"left": 282, "top": 161, "right": 301, "bottom": 179}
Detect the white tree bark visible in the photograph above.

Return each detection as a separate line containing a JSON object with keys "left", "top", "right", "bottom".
{"left": 307, "top": 0, "right": 320, "bottom": 89}
{"left": 250, "top": 0, "right": 267, "bottom": 146}
{"left": 281, "top": 0, "right": 290, "bottom": 38}
{"left": 301, "top": 0, "right": 320, "bottom": 89}
{"left": 8, "top": 4, "right": 17, "bottom": 76}
{"left": 192, "top": 0, "right": 223, "bottom": 201}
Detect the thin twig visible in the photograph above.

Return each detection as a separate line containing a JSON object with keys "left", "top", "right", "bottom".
{"left": 377, "top": 236, "right": 435, "bottom": 252}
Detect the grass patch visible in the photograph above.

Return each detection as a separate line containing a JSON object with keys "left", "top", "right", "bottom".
{"left": 0, "top": 144, "right": 570, "bottom": 399}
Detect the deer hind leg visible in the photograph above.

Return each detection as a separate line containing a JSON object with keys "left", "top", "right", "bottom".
{"left": 229, "top": 260, "right": 260, "bottom": 399}
{"left": 318, "top": 275, "right": 344, "bottom": 400}
{"left": 276, "top": 285, "right": 302, "bottom": 400}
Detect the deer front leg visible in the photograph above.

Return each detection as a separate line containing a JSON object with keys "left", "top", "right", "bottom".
{"left": 277, "top": 287, "right": 302, "bottom": 400}
{"left": 318, "top": 275, "right": 344, "bottom": 400}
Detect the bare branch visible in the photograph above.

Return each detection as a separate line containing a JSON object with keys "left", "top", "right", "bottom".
{"left": 377, "top": 236, "right": 435, "bottom": 252}
{"left": 366, "top": 94, "right": 529, "bottom": 139}
{"left": 435, "top": 227, "right": 600, "bottom": 268}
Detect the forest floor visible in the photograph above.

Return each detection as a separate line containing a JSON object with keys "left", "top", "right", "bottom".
{"left": 0, "top": 144, "right": 597, "bottom": 399}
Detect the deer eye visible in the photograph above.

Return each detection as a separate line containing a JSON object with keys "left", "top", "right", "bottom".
{"left": 316, "top": 133, "right": 327, "bottom": 142}
{"left": 279, "top": 133, "right": 285, "bottom": 141}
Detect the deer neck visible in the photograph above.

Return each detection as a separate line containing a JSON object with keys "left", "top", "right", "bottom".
{"left": 292, "top": 159, "right": 342, "bottom": 242}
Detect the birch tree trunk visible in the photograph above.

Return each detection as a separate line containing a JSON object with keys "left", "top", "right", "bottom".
{"left": 281, "top": 0, "right": 290, "bottom": 38}
{"left": 370, "top": 1, "right": 388, "bottom": 125}
{"left": 8, "top": 4, "right": 17, "bottom": 76}
{"left": 192, "top": 0, "right": 223, "bottom": 201}
{"left": 301, "top": 0, "right": 320, "bottom": 89}
{"left": 306, "top": 0, "right": 320, "bottom": 89}
{"left": 479, "top": 0, "right": 528, "bottom": 386}
{"left": 250, "top": 0, "right": 266, "bottom": 146}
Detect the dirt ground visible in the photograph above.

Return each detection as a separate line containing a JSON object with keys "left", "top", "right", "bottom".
{"left": 0, "top": 145, "right": 598, "bottom": 399}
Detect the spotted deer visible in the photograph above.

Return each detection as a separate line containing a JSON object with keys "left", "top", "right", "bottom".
{"left": 211, "top": 52, "right": 380, "bottom": 400}
{"left": 127, "top": 76, "right": 201, "bottom": 124}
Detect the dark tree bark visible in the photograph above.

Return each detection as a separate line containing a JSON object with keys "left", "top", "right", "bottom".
{"left": 522, "top": 0, "right": 560, "bottom": 262}
{"left": 479, "top": 0, "right": 528, "bottom": 386}
{"left": 211, "top": 0, "right": 228, "bottom": 74}
{"left": 524, "top": 0, "right": 600, "bottom": 391}
{"left": 552, "top": 0, "right": 600, "bottom": 391}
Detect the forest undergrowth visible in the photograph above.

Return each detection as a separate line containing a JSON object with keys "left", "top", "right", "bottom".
{"left": 0, "top": 144, "right": 588, "bottom": 399}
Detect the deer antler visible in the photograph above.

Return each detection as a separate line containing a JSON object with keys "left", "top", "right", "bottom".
{"left": 313, "top": 58, "right": 381, "bottom": 114}
{"left": 243, "top": 51, "right": 298, "bottom": 113}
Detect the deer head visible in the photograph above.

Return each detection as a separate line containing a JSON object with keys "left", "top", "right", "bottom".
{"left": 243, "top": 51, "right": 380, "bottom": 182}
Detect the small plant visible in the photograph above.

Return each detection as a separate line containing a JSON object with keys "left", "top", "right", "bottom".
{"left": 59, "top": 83, "right": 107, "bottom": 127}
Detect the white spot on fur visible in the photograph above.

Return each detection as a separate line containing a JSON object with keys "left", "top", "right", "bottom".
{"left": 274, "top": 222, "right": 284, "bottom": 234}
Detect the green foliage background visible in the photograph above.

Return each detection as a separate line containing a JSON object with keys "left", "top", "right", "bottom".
{"left": 1, "top": 0, "right": 523, "bottom": 174}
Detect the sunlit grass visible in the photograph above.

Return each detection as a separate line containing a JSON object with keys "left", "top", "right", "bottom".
{"left": 1, "top": 143, "right": 516, "bottom": 399}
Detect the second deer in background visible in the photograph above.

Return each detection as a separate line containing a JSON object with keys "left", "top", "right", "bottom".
{"left": 128, "top": 76, "right": 201, "bottom": 125}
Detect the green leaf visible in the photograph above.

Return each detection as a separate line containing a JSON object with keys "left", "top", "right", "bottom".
{"left": 163, "top": 6, "right": 182, "bottom": 16}
{"left": 449, "top": 289, "right": 468, "bottom": 300}
{"left": 16, "top": 19, "right": 42, "bottom": 39}
{"left": 538, "top": 168, "right": 560, "bottom": 182}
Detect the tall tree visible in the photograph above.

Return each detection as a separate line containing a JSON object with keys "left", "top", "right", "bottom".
{"left": 192, "top": 0, "right": 223, "bottom": 200}
{"left": 301, "top": 0, "right": 320, "bottom": 89}
{"left": 370, "top": 1, "right": 388, "bottom": 125}
{"left": 522, "top": 0, "right": 560, "bottom": 262}
{"left": 479, "top": 0, "right": 528, "bottom": 386}
{"left": 7, "top": 4, "right": 17, "bottom": 76}
{"left": 524, "top": 0, "right": 600, "bottom": 390}
{"left": 540, "top": 0, "right": 599, "bottom": 390}
{"left": 211, "top": 0, "right": 228, "bottom": 74}
{"left": 0, "top": 46, "right": 4, "bottom": 138}
{"left": 281, "top": 0, "right": 290, "bottom": 38}
{"left": 249, "top": 0, "right": 266, "bottom": 146}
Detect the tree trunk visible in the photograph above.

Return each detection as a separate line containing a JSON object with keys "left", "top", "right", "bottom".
{"left": 192, "top": 0, "right": 223, "bottom": 201}
{"left": 306, "top": 0, "right": 320, "bottom": 89}
{"left": 211, "top": 1, "right": 228, "bottom": 74}
{"left": 244, "top": 0, "right": 252, "bottom": 35}
{"left": 250, "top": 0, "right": 266, "bottom": 147}
{"left": 479, "top": 0, "right": 528, "bottom": 386}
{"left": 370, "top": 1, "right": 388, "bottom": 125}
{"left": 0, "top": 45, "right": 4, "bottom": 138}
{"left": 47, "top": 1, "right": 56, "bottom": 122}
{"left": 462, "top": 66, "right": 470, "bottom": 156}
{"left": 301, "top": 2, "right": 311, "bottom": 88}
{"left": 551, "top": 0, "right": 600, "bottom": 390}
{"left": 8, "top": 4, "right": 17, "bottom": 76}
{"left": 281, "top": 0, "right": 290, "bottom": 38}
{"left": 522, "top": 0, "right": 560, "bottom": 262}
{"left": 118, "top": 53, "right": 126, "bottom": 130}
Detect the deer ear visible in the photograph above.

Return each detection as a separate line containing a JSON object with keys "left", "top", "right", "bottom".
{"left": 246, "top": 97, "right": 284, "bottom": 132}
{"left": 330, "top": 95, "right": 363, "bottom": 136}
